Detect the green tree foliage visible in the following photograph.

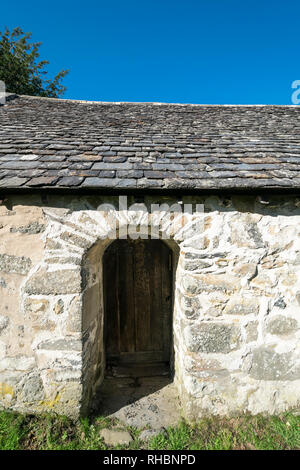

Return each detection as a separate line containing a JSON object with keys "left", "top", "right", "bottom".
{"left": 0, "top": 27, "right": 69, "bottom": 97}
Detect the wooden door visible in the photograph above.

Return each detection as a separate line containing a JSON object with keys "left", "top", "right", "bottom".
{"left": 103, "top": 239, "right": 173, "bottom": 377}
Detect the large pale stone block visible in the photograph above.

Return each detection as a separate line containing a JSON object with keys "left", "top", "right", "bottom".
{"left": 266, "top": 315, "right": 298, "bottom": 336}
{"left": 182, "top": 273, "right": 238, "bottom": 295}
{"left": 0, "top": 254, "right": 32, "bottom": 275}
{"left": 37, "top": 338, "right": 82, "bottom": 351}
{"left": 184, "top": 323, "right": 241, "bottom": 353}
{"left": 223, "top": 296, "right": 259, "bottom": 316}
{"left": 20, "top": 374, "right": 44, "bottom": 402}
{"left": 249, "top": 347, "right": 300, "bottom": 381}
{"left": 25, "top": 268, "right": 82, "bottom": 295}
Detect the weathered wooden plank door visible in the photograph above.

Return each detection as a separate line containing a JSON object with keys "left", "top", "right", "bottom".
{"left": 103, "top": 239, "right": 173, "bottom": 377}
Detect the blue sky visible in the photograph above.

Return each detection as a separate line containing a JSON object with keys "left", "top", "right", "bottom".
{"left": 1, "top": 0, "right": 299, "bottom": 104}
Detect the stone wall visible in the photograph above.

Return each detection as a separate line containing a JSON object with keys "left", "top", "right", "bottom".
{"left": 0, "top": 193, "right": 300, "bottom": 418}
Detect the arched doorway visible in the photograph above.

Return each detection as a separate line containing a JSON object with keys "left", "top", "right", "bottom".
{"left": 103, "top": 239, "right": 173, "bottom": 378}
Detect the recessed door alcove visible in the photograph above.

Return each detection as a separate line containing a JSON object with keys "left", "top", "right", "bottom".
{"left": 103, "top": 239, "right": 173, "bottom": 378}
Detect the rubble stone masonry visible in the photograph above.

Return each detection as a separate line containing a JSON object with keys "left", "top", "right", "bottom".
{"left": 0, "top": 192, "right": 300, "bottom": 418}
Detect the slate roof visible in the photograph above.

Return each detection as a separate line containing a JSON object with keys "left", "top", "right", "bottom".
{"left": 1, "top": 94, "right": 300, "bottom": 191}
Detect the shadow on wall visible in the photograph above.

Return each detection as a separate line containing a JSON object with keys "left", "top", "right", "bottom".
{"left": 2, "top": 191, "right": 300, "bottom": 217}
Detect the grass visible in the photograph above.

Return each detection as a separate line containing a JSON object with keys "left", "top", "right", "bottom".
{"left": 0, "top": 410, "right": 299, "bottom": 450}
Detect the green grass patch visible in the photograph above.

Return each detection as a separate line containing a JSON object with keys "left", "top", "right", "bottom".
{"left": 0, "top": 410, "right": 299, "bottom": 450}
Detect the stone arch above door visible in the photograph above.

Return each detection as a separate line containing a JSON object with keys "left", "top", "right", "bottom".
{"left": 21, "top": 206, "right": 183, "bottom": 416}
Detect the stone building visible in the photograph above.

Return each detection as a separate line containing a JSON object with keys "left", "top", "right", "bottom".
{"left": 0, "top": 94, "right": 300, "bottom": 419}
